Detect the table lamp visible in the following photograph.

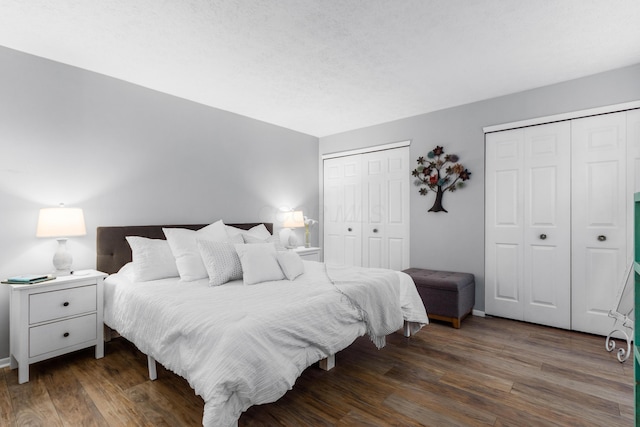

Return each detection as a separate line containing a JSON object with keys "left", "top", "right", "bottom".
{"left": 280, "top": 210, "right": 305, "bottom": 249}
{"left": 36, "top": 204, "right": 86, "bottom": 274}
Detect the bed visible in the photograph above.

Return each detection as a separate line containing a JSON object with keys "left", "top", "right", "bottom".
{"left": 97, "top": 221, "right": 428, "bottom": 427}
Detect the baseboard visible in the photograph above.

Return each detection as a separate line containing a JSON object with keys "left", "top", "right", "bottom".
{"left": 0, "top": 357, "right": 9, "bottom": 368}
{"left": 472, "top": 309, "right": 486, "bottom": 317}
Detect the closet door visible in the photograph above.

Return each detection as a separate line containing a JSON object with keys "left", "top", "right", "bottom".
{"left": 522, "top": 122, "right": 571, "bottom": 329}
{"left": 323, "top": 146, "right": 410, "bottom": 269}
{"left": 361, "top": 149, "right": 410, "bottom": 270}
{"left": 485, "top": 122, "right": 571, "bottom": 328}
{"left": 571, "top": 112, "right": 629, "bottom": 335}
{"left": 323, "top": 155, "right": 362, "bottom": 266}
{"left": 485, "top": 128, "right": 526, "bottom": 320}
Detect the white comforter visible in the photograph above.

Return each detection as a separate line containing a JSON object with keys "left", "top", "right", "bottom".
{"left": 103, "top": 261, "right": 428, "bottom": 427}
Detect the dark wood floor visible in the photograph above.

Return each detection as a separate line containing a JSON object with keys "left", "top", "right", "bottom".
{"left": 1, "top": 315, "right": 634, "bottom": 426}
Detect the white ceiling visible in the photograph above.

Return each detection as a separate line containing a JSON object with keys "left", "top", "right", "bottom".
{"left": 1, "top": 1, "right": 639, "bottom": 137}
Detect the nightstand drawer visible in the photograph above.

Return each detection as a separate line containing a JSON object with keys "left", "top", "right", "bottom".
{"left": 29, "top": 313, "right": 97, "bottom": 357}
{"left": 29, "top": 284, "right": 96, "bottom": 324}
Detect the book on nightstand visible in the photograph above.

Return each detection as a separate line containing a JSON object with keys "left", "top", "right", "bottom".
{"left": 2, "top": 274, "right": 56, "bottom": 284}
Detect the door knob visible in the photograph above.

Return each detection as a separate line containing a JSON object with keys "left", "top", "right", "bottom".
{"left": 598, "top": 235, "right": 606, "bottom": 242}
{"left": 539, "top": 234, "right": 547, "bottom": 240}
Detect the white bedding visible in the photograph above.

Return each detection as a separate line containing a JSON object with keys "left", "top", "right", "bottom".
{"left": 103, "top": 260, "right": 428, "bottom": 427}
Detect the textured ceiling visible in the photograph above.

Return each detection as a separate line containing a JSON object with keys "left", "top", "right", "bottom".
{"left": 1, "top": 1, "right": 639, "bottom": 137}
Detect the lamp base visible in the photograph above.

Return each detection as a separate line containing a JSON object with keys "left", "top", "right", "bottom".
{"left": 52, "top": 238, "right": 73, "bottom": 273}
{"left": 279, "top": 228, "right": 299, "bottom": 249}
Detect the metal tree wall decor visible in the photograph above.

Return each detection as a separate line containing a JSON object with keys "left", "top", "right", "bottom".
{"left": 412, "top": 146, "right": 471, "bottom": 213}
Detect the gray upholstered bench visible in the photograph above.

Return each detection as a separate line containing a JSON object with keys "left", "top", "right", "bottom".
{"left": 403, "top": 268, "right": 475, "bottom": 328}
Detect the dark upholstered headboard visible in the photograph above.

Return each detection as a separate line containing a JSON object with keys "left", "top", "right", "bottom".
{"left": 96, "top": 223, "right": 273, "bottom": 274}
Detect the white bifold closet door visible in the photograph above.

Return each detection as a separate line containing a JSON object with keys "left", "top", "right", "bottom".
{"left": 324, "top": 154, "right": 362, "bottom": 267}
{"left": 323, "top": 147, "right": 410, "bottom": 270}
{"left": 571, "top": 112, "right": 629, "bottom": 336}
{"left": 486, "top": 108, "right": 639, "bottom": 335}
{"left": 485, "top": 121, "right": 571, "bottom": 329}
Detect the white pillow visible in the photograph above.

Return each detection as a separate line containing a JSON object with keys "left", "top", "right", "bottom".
{"left": 277, "top": 251, "right": 304, "bottom": 280}
{"left": 234, "top": 243, "right": 284, "bottom": 285}
{"left": 228, "top": 233, "right": 245, "bottom": 245}
{"left": 197, "top": 239, "right": 243, "bottom": 286}
{"left": 163, "top": 220, "right": 230, "bottom": 281}
{"left": 117, "top": 262, "right": 135, "bottom": 281}
{"left": 226, "top": 223, "right": 271, "bottom": 240}
{"left": 242, "top": 234, "right": 286, "bottom": 251}
{"left": 125, "top": 236, "right": 179, "bottom": 282}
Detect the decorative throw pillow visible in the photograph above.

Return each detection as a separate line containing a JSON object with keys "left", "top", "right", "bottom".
{"left": 276, "top": 251, "right": 305, "bottom": 280}
{"left": 197, "top": 239, "right": 243, "bottom": 286}
{"left": 163, "top": 220, "right": 230, "bottom": 281}
{"left": 125, "top": 236, "right": 179, "bottom": 282}
{"left": 234, "top": 243, "right": 285, "bottom": 285}
{"left": 242, "top": 234, "right": 286, "bottom": 251}
{"left": 228, "top": 233, "right": 245, "bottom": 245}
{"left": 226, "top": 223, "right": 272, "bottom": 240}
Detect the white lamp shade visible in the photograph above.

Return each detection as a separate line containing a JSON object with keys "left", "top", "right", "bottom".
{"left": 36, "top": 207, "right": 87, "bottom": 237}
{"left": 282, "top": 210, "right": 304, "bottom": 228}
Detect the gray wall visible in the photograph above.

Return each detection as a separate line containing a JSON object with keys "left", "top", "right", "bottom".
{"left": 319, "top": 63, "right": 640, "bottom": 314}
{"left": 0, "top": 46, "right": 319, "bottom": 360}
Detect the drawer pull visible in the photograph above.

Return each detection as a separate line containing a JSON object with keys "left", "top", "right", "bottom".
{"left": 63, "top": 302, "right": 70, "bottom": 307}
{"left": 63, "top": 332, "right": 70, "bottom": 338}
{"left": 539, "top": 234, "right": 547, "bottom": 240}
{"left": 598, "top": 235, "right": 607, "bottom": 242}
{"left": 348, "top": 227, "right": 352, "bottom": 232}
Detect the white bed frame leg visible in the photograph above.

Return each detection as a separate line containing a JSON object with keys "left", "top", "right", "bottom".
{"left": 402, "top": 320, "right": 420, "bottom": 338}
{"left": 403, "top": 320, "right": 411, "bottom": 337}
{"left": 319, "top": 354, "right": 335, "bottom": 371}
{"left": 147, "top": 355, "right": 158, "bottom": 380}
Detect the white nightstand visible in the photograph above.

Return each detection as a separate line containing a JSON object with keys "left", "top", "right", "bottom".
{"left": 291, "top": 246, "right": 321, "bottom": 262}
{"left": 9, "top": 269, "right": 107, "bottom": 384}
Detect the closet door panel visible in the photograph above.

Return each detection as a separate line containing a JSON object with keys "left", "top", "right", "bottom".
{"left": 485, "top": 129, "right": 525, "bottom": 320}
{"left": 628, "top": 110, "right": 640, "bottom": 274}
{"left": 324, "top": 156, "right": 362, "bottom": 266}
{"left": 523, "top": 122, "right": 571, "bottom": 329}
{"left": 387, "top": 175, "right": 408, "bottom": 270}
{"left": 343, "top": 234, "right": 360, "bottom": 267}
{"left": 494, "top": 244, "right": 520, "bottom": 300}
{"left": 324, "top": 162, "right": 343, "bottom": 266}
{"left": 362, "top": 152, "right": 386, "bottom": 268}
{"left": 362, "top": 148, "right": 410, "bottom": 270}
{"left": 572, "top": 112, "right": 627, "bottom": 335}
{"left": 384, "top": 149, "right": 410, "bottom": 270}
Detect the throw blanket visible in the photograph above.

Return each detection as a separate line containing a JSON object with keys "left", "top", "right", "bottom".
{"left": 326, "top": 265, "right": 404, "bottom": 349}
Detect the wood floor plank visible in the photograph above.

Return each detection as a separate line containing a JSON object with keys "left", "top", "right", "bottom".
{"left": 124, "top": 381, "right": 197, "bottom": 427}
{"left": 5, "top": 364, "right": 62, "bottom": 427}
{"left": 69, "top": 356, "right": 153, "bottom": 427}
{"left": 0, "top": 367, "right": 13, "bottom": 426}
{"left": 40, "top": 359, "right": 109, "bottom": 427}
